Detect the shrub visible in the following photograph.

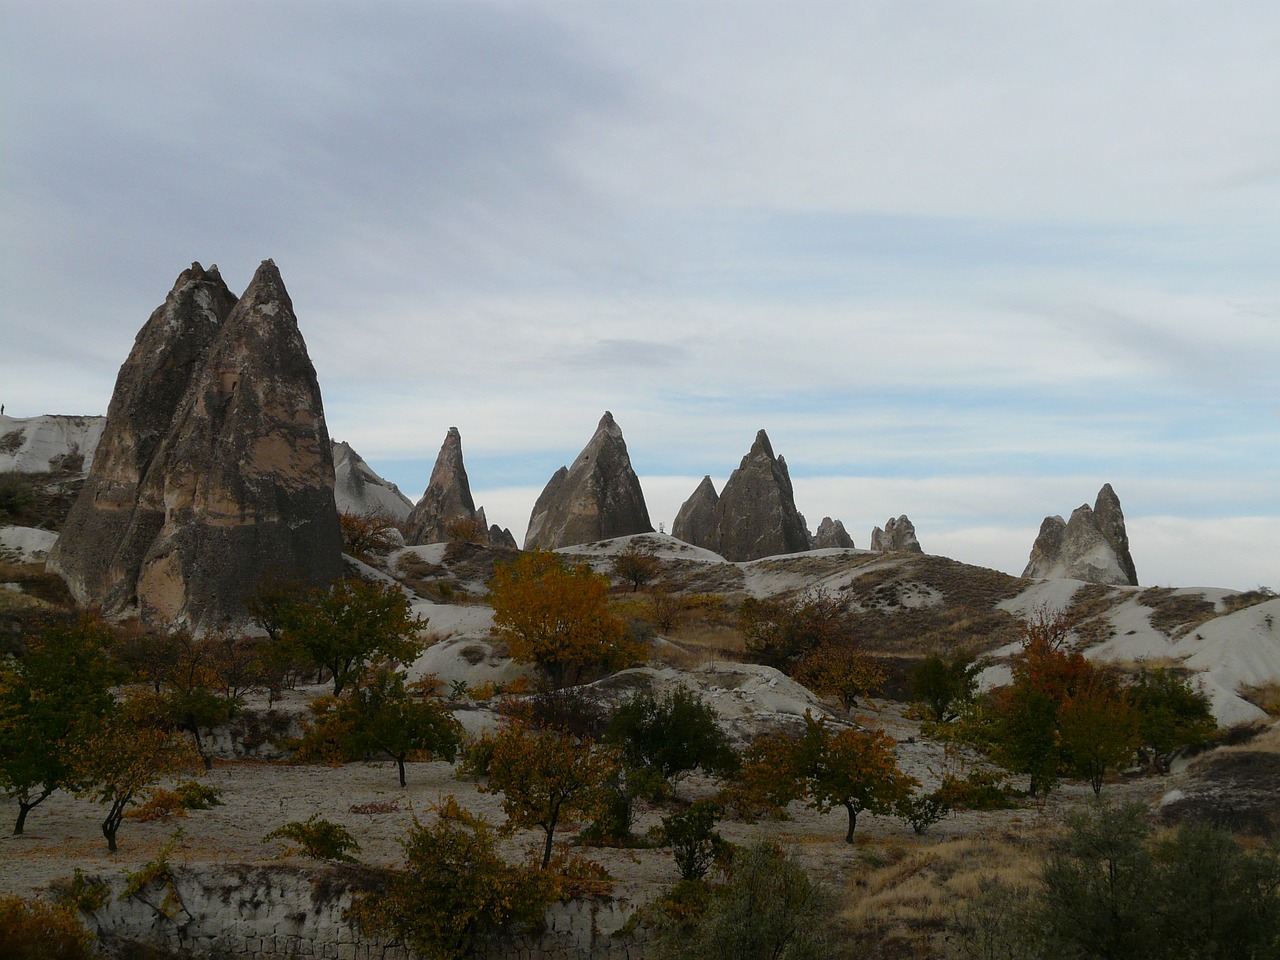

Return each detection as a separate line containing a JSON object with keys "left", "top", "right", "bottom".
{"left": 0, "top": 894, "right": 95, "bottom": 960}
{"left": 263, "top": 814, "right": 361, "bottom": 863}
{"left": 895, "top": 790, "right": 950, "bottom": 834}
{"left": 662, "top": 800, "right": 727, "bottom": 881}
{"left": 127, "top": 781, "right": 223, "bottom": 821}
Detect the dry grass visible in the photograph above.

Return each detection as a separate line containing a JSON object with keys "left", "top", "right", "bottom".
{"left": 1222, "top": 588, "right": 1278, "bottom": 615}
{"left": 1138, "top": 588, "right": 1219, "bottom": 638}
{"left": 840, "top": 829, "right": 1050, "bottom": 958}
{"left": 1241, "top": 682, "right": 1280, "bottom": 717}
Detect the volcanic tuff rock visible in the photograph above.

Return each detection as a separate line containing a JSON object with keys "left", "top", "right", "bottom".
{"left": 1022, "top": 483, "right": 1138, "bottom": 586}
{"left": 813, "top": 516, "right": 854, "bottom": 549}
{"left": 48, "top": 260, "right": 343, "bottom": 630}
{"left": 404, "top": 427, "right": 515, "bottom": 548}
{"left": 870, "top": 516, "right": 923, "bottom": 554}
{"left": 710, "top": 430, "right": 811, "bottom": 562}
{"left": 523, "top": 412, "right": 653, "bottom": 550}
{"left": 671, "top": 475, "right": 720, "bottom": 551}
{"left": 332, "top": 441, "right": 413, "bottom": 523}
{"left": 0, "top": 413, "right": 106, "bottom": 475}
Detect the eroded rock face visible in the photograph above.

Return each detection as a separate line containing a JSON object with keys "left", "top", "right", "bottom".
{"left": 404, "top": 427, "right": 513, "bottom": 547}
{"left": 712, "top": 430, "right": 811, "bottom": 561}
{"left": 523, "top": 412, "right": 653, "bottom": 550}
{"left": 672, "top": 475, "right": 720, "bottom": 551}
{"left": 49, "top": 260, "right": 344, "bottom": 630}
{"left": 813, "top": 516, "right": 854, "bottom": 549}
{"left": 1022, "top": 484, "right": 1138, "bottom": 585}
{"left": 333, "top": 441, "right": 413, "bottom": 523}
{"left": 870, "top": 515, "right": 923, "bottom": 554}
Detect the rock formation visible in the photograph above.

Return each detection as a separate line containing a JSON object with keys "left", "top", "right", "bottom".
{"left": 48, "top": 260, "right": 343, "bottom": 630}
{"left": 711, "top": 430, "right": 811, "bottom": 561}
{"left": 523, "top": 412, "right": 653, "bottom": 550}
{"left": 1022, "top": 484, "right": 1138, "bottom": 586}
{"left": 404, "top": 427, "right": 515, "bottom": 547}
{"left": 333, "top": 441, "right": 414, "bottom": 523}
{"left": 870, "top": 516, "right": 923, "bottom": 554}
{"left": 813, "top": 516, "right": 854, "bottom": 549}
{"left": 671, "top": 476, "right": 720, "bottom": 551}
{"left": 0, "top": 413, "right": 107, "bottom": 475}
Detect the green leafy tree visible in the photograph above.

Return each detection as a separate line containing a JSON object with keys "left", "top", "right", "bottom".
{"left": 489, "top": 550, "right": 641, "bottom": 689}
{"left": 68, "top": 698, "right": 199, "bottom": 852}
{"left": 281, "top": 578, "right": 425, "bottom": 696}
{"left": 0, "top": 617, "right": 121, "bottom": 834}
{"left": 908, "top": 650, "right": 981, "bottom": 723}
{"left": 482, "top": 722, "right": 619, "bottom": 869}
{"left": 349, "top": 795, "right": 558, "bottom": 960}
{"left": 1129, "top": 666, "right": 1215, "bottom": 773}
{"left": 662, "top": 800, "right": 727, "bottom": 881}
{"left": 299, "top": 670, "right": 461, "bottom": 786}
{"left": 605, "top": 686, "right": 738, "bottom": 790}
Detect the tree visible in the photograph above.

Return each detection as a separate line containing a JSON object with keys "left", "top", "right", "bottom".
{"left": 611, "top": 541, "right": 661, "bottom": 593}
{"left": 793, "top": 642, "right": 885, "bottom": 712}
{"left": 489, "top": 551, "right": 641, "bottom": 689}
{"left": 281, "top": 578, "right": 425, "bottom": 696}
{"left": 793, "top": 712, "right": 917, "bottom": 843}
{"left": 908, "top": 650, "right": 981, "bottom": 723}
{"left": 1129, "top": 666, "right": 1215, "bottom": 773}
{"left": 482, "top": 722, "right": 618, "bottom": 869}
{"left": 339, "top": 510, "right": 401, "bottom": 559}
{"left": 299, "top": 670, "right": 461, "bottom": 786}
{"left": 0, "top": 894, "right": 96, "bottom": 960}
{"left": 145, "top": 632, "right": 238, "bottom": 771}
{"left": 604, "top": 686, "right": 738, "bottom": 790}
{"left": 349, "top": 796, "right": 558, "bottom": 960}
{"left": 0, "top": 616, "right": 121, "bottom": 834}
{"left": 69, "top": 698, "right": 199, "bottom": 852}
{"left": 1057, "top": 677, "right": 1140, "bottom": 795}
{"left": 738, "top": 589, "right": 852, "bottom": 670}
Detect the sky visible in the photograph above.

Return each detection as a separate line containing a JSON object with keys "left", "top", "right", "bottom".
{"left": 2, "top": 1, "right": 1277, "bottom": 590}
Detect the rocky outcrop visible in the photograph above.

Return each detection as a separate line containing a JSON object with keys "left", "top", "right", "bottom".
{"left": 404, "top": 427, "right": 514, "bottom": 547}
{"left": 48, "top": 260, "right": 343, "bottom": 630}
{"left": 711, "top": 430, "right": 811, "bottom": 561}
{"left": 672, "top": 476, "right": 720, "bottom": 551}
{"left": 813, "top": 516, "right": 854, "bottom": 549}
{"left": 1022, "top": 484, "right": 1138, "bottom": 586}
{"left": 523, "top": 412, "right": 653, "bottom": 550}
{"left": 333, "top": 441, "right": 413, "bottom": 523}
{"left": 870, "top": 515, "right": 923, "bottom": 554}
{"left": 0, "top": 413, "right": 106, "bottom": 475}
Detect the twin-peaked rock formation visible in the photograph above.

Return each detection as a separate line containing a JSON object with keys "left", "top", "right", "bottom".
{"left": 48, "top": 261, "right": 343, "bottom": 630}
{"left": 871, "top": 516, "right": 923, "bottom": 554}
{"left": 524, "top": 412, "right": 653, "bottom": 550}
{"left": 673, "top": 430, "right": 813, "bottom": 562}
{"left": 1023, "top": 483, "right": 1138, "bottom": 586}
{"left": 404, "top": 427, "right": 516, "bottom": 548}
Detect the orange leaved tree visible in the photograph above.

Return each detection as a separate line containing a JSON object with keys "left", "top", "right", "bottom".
{"left": 489, "top": 551, "right": 641, "bottom": 689}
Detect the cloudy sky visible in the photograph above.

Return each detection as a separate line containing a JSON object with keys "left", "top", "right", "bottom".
{"left": 2, "top": 1, "right": 1277, "bottom": 589}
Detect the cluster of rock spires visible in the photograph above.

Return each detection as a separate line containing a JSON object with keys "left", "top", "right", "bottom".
{"left": 674, "top": 430, "right": 815, "bottom": 562}
{"left": 404, "top": 428, "right": 516, "bottom": 548}
{"left": 870, "top": 516, "right": 923, "bottom": 554}
{"left": 47, "top": 261, "right": 343, "bottom": 630}
{"left": 1022, "top": 483, "right": 1138, "bottom": 586}
{"left": 524, "top": 412, "right": 653, "bottom": 550}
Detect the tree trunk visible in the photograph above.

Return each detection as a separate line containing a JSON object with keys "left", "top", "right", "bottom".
{"left": 844, "top": 802, "right": 858, "bottom": 844}
{"left": 397, "top": 756, "right": 407, "bottom": 788}
{"left": 13, "top": 788, "right": 51, "bottom": 835}
{"left": 103, "top": 797, "right": 128, "bottom": 853}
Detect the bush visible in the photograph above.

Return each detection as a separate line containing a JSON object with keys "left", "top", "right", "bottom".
{"left": 0, "top": 894, "right": 95, "bottom": 960}
{"left": 662, "top": 800, "right": 728, "bottom": 881}
{"left": 262, "top": 814, "right": 361, "bottom": 863}
{"left": 127, "top": 780, "right": 223, "bottom": 822}
{"left": 895, "top": 790, "right": 950, "bottom": 834}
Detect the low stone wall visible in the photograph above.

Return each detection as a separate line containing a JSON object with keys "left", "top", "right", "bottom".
{"left": 84, "top": 864, "right": 648, "bottom": 960}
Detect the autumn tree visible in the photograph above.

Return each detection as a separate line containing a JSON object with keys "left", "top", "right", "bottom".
{"left": 298, "top": 670, "right": 461, "bottom": 786}
{"left": 349, "top": 795, "right": 558, "bottom": 960}
{"left": 611, "top": 541, "right": 661, "bottom": 593}
{"left": 0, "top": 616, "right": 121, "bottom": 834}
{"left": 1057, "top": 676, "right": 1140, "bottom": 794}
{"left": 69, "top": 697, "right": 199, "bottom": 852}
{"left": 281, "top": 578, "right": 425, "bottom": 696}
{"left": 793, "top": 643, "right": 885, "bottom": 712}
{"left": 489, "top": 550, "right": 641, "bottom": 689}
{"left": 738, "top": 589, "right": 852, "bottom": 670}
{"left": 339, "top": 510, "right": 401, "bottom": 559}
{"left": 482, "top": 722, "right": 618, "bottom": 869}
{"left": 139, "top": 632, "right": 238, "bottom": 771}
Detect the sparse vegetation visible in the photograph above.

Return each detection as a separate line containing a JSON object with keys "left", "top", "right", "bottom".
{"left": 263, "top": 814, "right": 361, "bottom": 863}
